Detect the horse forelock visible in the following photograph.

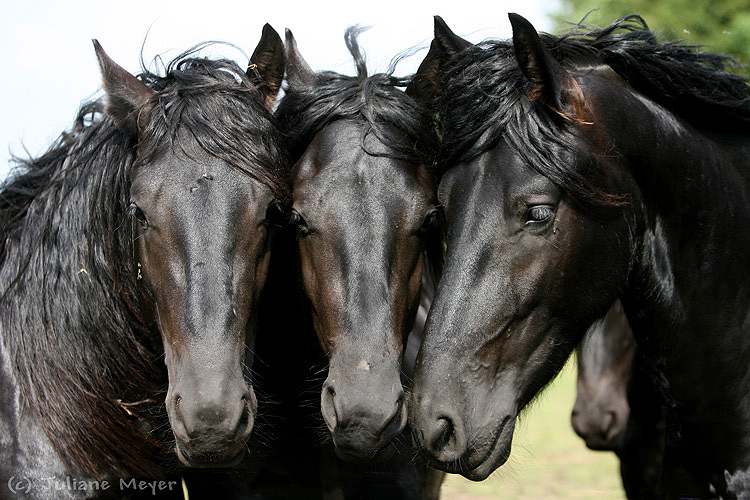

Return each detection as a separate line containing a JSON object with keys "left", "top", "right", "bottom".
{"left": 276, "top": 31, "right": 438, "bottom": 172}
{"left": 138, "top": 54, "right": 291, "bottom": 205}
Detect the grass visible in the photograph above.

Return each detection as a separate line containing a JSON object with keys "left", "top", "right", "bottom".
{"left": 439, "top": 359, "right": 627, "bottom": 500}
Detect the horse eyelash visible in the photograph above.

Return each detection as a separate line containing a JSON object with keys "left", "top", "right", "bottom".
{"left": 289, "top": 209, "right": 306, "bottom": 227}
{"left": 127, "top": 202, "right": 149, "bottom": 229}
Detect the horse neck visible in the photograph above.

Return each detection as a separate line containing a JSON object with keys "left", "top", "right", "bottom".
{"left": 612, "top": 83, "right": 750, "bottom": 466}
{"left": 604, "top": 86, "right": 750, "bottom": 314}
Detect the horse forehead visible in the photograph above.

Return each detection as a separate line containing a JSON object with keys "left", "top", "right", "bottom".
{"left": 297, "top": 153, "right": 429, "bottom": 209}
{"left": 134, "top": 145, "right": 261, "bottom": 192}
{"left": 131, "top": 158, "right": 273, "bottom": 231}
{"left": 439, "top": 147, "right": 543, "bottom": 207}
{"left": 298, "top": 167, "right": 428, "bottom": 217}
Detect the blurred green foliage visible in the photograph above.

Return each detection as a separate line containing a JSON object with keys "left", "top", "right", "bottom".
{"left": 552, "top": 0, "right": 750, "bottom": 65}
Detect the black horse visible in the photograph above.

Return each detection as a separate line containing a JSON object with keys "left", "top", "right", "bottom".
{"left": 572, "top": 300, "right": 635, "bottom": 452}
{"left": 273, "top": 27, "right": 444, "bottom": 498}
{"left": 573, "top": 300, "right": 667, "bottom": 499}
{"left": 408, "top": 13, "right": 750, "bottom": 498}
{"left": 0, "top": 26, "right": 287, "bottom": 498}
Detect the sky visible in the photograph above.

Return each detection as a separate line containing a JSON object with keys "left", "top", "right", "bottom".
{"left": 0, "top": 0, "right": 559, "bottom": 181}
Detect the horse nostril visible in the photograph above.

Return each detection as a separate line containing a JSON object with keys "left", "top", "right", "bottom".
{"left": 235, "top": 396, "right": 253, "bottom": 440}
{"left": 603, "top": 411, "right": 618, "bottom": 439}
{"left": 423, "top": 411, "right": 468, "bottom": 463}
{"left": 172, "top": 394, "right": 183, "bottom": 419}
{"left": 380, "top": 396, "right": 407, "bottom": 440}
{"left": 321, "top": 383, "right": 339, "bottom": 431}
{"left": 432, "top": 417, "right": 456, "bottom": 453}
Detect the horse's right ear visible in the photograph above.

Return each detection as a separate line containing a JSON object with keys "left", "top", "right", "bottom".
{"left": 284, "top": 29, "right": 317, "bottom": 90}
{"left": 406, "top": 16, "right": 472, "bottom": 106}
{"left": 93, "top": 40, "right": 155, "bottom": 137}
{"left": 249, "top": 24, "right": 285, "bottom": 111}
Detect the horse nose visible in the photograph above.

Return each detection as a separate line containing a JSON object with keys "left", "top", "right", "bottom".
{"left": 321, "top": 380, "right": 406, "bottom": 458}
{"left": 571, "top": 408, "right": 622, "bottom": 448}
{"left": 171, "top": 388, "right": 256, "bottom": 444}
{"left": 419, "top": 408, "right": 469, "bottom": 464}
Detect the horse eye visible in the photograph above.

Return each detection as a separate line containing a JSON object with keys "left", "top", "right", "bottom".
{"left": 419, "top": 209, "right": 440, "bottom": 235}
{"left": 290, "top": 209, "right": 311, "bottom": 237}
{"left": 525, "top": 205, "right": 555, "bottom": 225}
{"left": 127, "top": 202, "right": 149, "bottom": 229}
{"left": 263, "top": 199, "right": 286, "bottom": 228}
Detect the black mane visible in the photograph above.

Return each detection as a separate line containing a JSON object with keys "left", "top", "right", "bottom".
{"left": 276, "top": 28, "right": 437, "bottom": 167}
{"left": 0, "top": 48, "right": 287, "bottom": 478}
{"left": 435, "top": 15, "right": 750, "bottom": 204}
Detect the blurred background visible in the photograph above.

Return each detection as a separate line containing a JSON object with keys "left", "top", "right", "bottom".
{"left": 1, "top": 1, "right": 748, "bottom": 498}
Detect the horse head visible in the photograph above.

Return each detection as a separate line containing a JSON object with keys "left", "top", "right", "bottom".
{"left": 94, "top": 25, "right": 287, "bottom": 467}
{"left": 278, "top": 29, "right": 440, "bottom": 461}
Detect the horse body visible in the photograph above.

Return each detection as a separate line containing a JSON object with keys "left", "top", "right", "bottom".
{"left": 408, "top": 13, "right": 750, "bottom": 497}
{"left": 0, "top": 26, "right": 288, "bottom": 498}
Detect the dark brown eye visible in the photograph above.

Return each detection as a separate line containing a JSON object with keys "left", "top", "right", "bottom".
{"left": 263, "top": 198, "right": 286, "bottom": 228}
{"left": 127, "top": 202, "right": 149, "bottom": 229}
{"left": 525, "top": 205, "right": 554, "bottom": 226}
{"left": 290, "top": 209, "right": 311, "bottom": 237}
{"left": 419, "top": 208, "right": 440, "bottom": 236}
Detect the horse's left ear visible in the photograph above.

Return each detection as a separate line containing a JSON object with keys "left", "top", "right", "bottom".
{"left": 93, "top": 40, "right": 155, "bottom": 137}
{"left": 249, "top": 24, "right": 285, "bottom": 110}
{"left": 509, "top": 13, "right": 586, "bottom": 119}
{"left": 407, "top": 16, "right": 473, "bottom": 107}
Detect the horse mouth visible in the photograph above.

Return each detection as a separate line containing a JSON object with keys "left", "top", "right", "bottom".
{"left": 175, "top": 442, "right": 245, "bottom": 468}
{"left": 462, "top": 416, "right": 515, "bottom": 481}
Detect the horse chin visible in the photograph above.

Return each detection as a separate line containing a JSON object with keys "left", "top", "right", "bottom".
{"left": 583, "top": 432, "right": 624, "bottom": 452}
{"left": 333, "top": 439, "right": 398, "bottom": 462}
{"left": 174, "top": 442, "right": 246, "bottom": 469}
{"left": 462, "top": 416, "right": 516, "bottom": 481}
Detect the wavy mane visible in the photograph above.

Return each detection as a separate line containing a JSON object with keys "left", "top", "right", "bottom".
{"left": 1, "top": 101, "right": 168, "bottom": 478}
{"left": 434, "top": 15, "right": 750, "bottom": 204}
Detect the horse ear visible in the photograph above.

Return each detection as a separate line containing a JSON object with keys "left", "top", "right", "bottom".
{"left": 509, "top": 13, "right": 586, "bottom": 118}
{"left": 284, "top": 28, "right": 317, "bottom": 90}
{"left": 249, "top": 24, "right": 285, "bottom": 110}
{"left": 407, "top": 16, "right": 472, "bottom": 105}
{"left": 93, "top": 40, "right": 155, "bottom": 137}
